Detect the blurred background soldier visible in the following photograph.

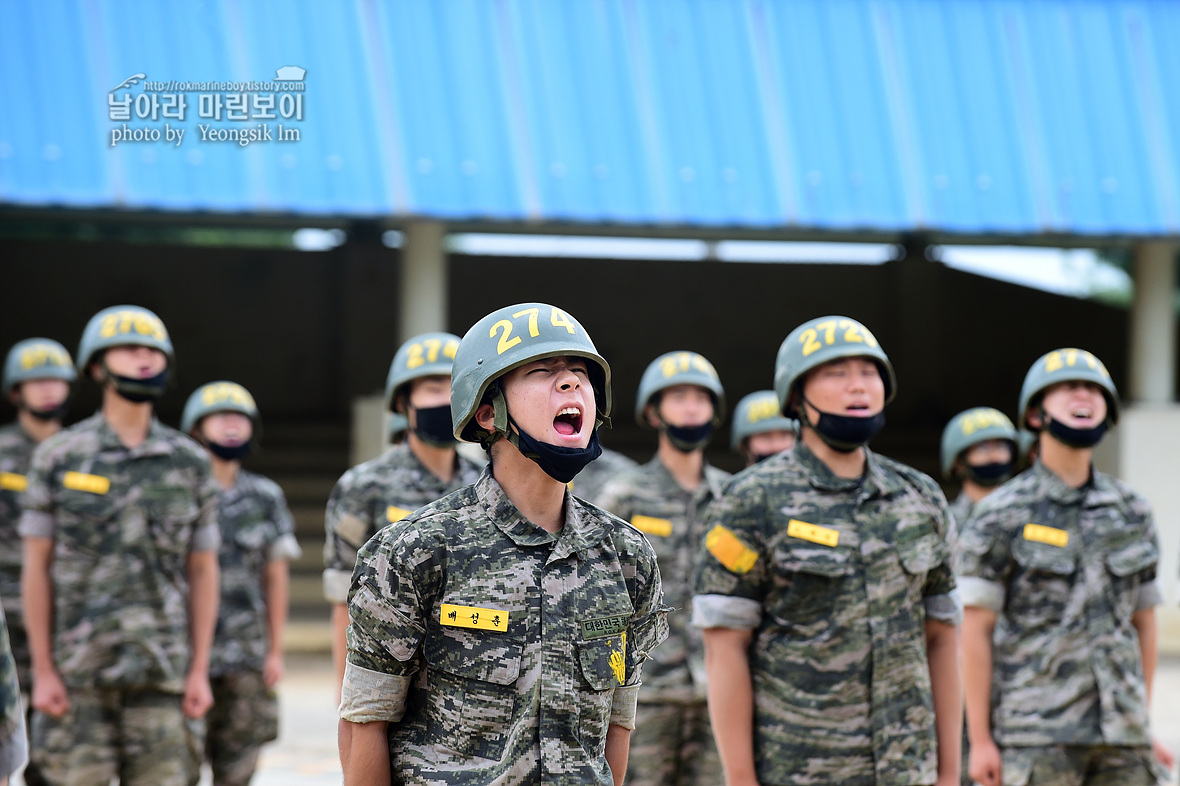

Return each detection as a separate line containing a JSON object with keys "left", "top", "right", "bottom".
{"left": 323, "top": 332, "right": 481, "bottom": 697}
{"left": 730, "top": 389, "right": 797, "bottom": 469}
{"left": 939, "top": 406, "right": 1019, "bottom": 532}
{"left": 20, "top": 305, "right": 219, "bottom": 786}
{"left": 183, "top": 381, "right": 301, "bottom": 786}
{"left": 597, "top": 350, "right": 728, "bottom": 786}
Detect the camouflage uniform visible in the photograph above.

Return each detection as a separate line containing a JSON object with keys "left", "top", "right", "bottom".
{"left": 569, "top": 447, "right": 638, "bottom": 507}
{"left": 956, "top": 461, "right": 1164, "bottom": 785}
{"left": 341, "top": 467, "right": 669, "bottom": 785}
{"left": 18, "top": 413, "right": 220, "bottom": 786}
{"left": 322, "top": 443, "right": 482, "bottom": 604}
{"left": 207, "top": 470, "right": 301, "bottom": 786}
{"left": 596, "top": 456, "right": 729, "bottom": 786}
{"left": 692, "top": 442, "right": 960, "bottom": 786}
{"left": 947, "top": 493, "right": 973, "bottom": 543}
{"left": 0, "top": 606, "right": 27, "bottom": 779}
{"left": 0, "top": 422, "right": 35, "bottom": 693}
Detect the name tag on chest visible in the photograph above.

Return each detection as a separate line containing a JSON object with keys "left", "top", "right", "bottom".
{"left": 440, "top": 604, "right": 509, "bottom": 632}
{"left": 62, "top": 472, "right": 111, "bottom": 495}
{"left": 1023, "top": 523, "right": 1068, "bottom": 548}
{"left": 0, "top": 472, "right": 27, "bottom": 492}
{"left": 787, "top": 519, "right": 840, "bottom": 547}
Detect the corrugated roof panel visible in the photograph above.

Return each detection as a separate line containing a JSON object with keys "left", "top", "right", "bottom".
{"left": 1, "top": 0, "right": 1178, "bottom": 236}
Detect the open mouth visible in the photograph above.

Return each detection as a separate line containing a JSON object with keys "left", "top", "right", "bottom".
{"left": 554, "top": 406, "right": 583, "bottom": 436}
{"left": 1069, "top": 406, "right": 1094, "bottom": 423}
{"left": 845, "top": 403, "right": 872, "bottom": 416}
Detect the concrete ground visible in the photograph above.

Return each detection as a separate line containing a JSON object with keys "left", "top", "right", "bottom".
{"left": 241, "top": 650, "right": 1180, "bottom": 786}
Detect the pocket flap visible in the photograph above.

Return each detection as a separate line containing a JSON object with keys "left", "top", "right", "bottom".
{"left": 897, "top": 532, "right": 950, "bottom": 575}
{"left": 1013, "top": 539, "right": 1077, "bottom": 575}
{"left": 578, "top": 635, "right": 626, "bottom": 691}
{"left": 1105, "top": 539, "right": 1158, "bottom": 578}
{"left": 425, "top": 626, "right": 522, "bottom": 685}
{"left": 778, "top": 546, "right": 853, "bottom": 578}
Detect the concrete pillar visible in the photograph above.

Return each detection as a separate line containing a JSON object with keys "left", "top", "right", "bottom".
{"left": 399, "top": 221, "right": 448, "bottom": 340}
{"left": 1128, "top": 241, "right": 1178, "bottom": 404}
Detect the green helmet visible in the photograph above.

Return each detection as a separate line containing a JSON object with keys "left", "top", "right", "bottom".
{"left": 774, "top": 315, "right": 895, "bottom": 419}
{"left": 181, "top": 381, "right": 259, "bottom": 433}
{"left": 731, "top": 390, "right": 798, "bottom": 451}
{"left": 939, "top": 407, "right": 1018, "bottom": 479}
{"left": 3, "top": 338, "right": 77, "bottom": 395}
{"left": 634, "top": 351, "right": 725, "bottom": 428}
{"left": 451, "top": 303, "right": 610, "bottom": 444}
{"left": 1018, "top": 348, "right": 1118, "bottom": 429}
{"left": 76, "top": 305, "right": 174, "bottom": 375}
{"left": 385, "top": 332, "right": 462, "bottom": 411}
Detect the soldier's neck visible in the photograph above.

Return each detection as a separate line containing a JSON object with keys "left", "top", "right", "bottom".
{"left": 962, "top": 479, "right": 992, "bottom": 503}
{"left": 408, "top": 434, "right": 456, "bottom": 483}
{"left": 211, "top": 457, "right": 240, "bottom": 490}
{"left": 101, "top": 388, "right": 153, "bottom": 448}
{"left": 17, "top": 409, "right": 62, "bottom": 443}
{"left": 490, "top": 441, "right": 566, "bottom": 533}
{"left": 656, "top": 437, "right": 704, "bottom": 492}
{"left": 801, "top": 427, "right": 866, "bottom": 479}
{"left": 1038, "top": 435, "right": 1093, "bottom": 489}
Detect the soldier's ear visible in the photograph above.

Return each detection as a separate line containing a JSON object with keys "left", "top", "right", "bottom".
{"left": 475, "top": 402, "right": 495, "bottom": 431}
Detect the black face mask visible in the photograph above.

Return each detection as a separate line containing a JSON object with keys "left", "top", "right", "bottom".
{"left": 664, "top": 422, "right": 713, "bottom": 453}
{"left": 803, "top": 397, "right": 885, "bottom": 453}
{"left": 25, "top": 401, "right": 70, "bottom": 422}
{"left": 108, "top": 369, "right": 169, "bottom": 403}
{"left": 206, "top": 440, "right": 252, "bottom": 461}
{"left": 751, "top": 452, "right": 779, "bottom": 465}
{"left": 1045, "top": 416, "right": 1108, "bottom": 449}
{"left": 965, "top": 461, "right": 1013, "bottom": 487}
{"left": 509, "top": 414, "right": 603, "bottom": 484}
{"left": 412, "top": 404, "right": 458, "bottom": 447}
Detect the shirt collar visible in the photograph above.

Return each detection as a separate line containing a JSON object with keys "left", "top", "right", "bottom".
{"left": 473, "top": 466, "right": 604, "bottom": 560}
{"left": 92, "top": 411, "right": 173, "bottom": 457}
{"left": 791, "top": 440, "right": 902, "bottom": 498}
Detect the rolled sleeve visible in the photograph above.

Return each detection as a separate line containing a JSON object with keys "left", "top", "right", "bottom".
{"left": 691, "top": 594, "right": 762, "bottom": 630}
{"left": 268, "top": 532, "right": 303, "bottom": 563}
{"left": 924, "top": 589, "right": 963, "bottom": 625}
{"left": 189, "top": 521, "right": 221, "bottom": 553}
{"left": 323, "top": 568, "right": 353, "bottom": 604}
{"left": 958, "top": 576, "right": 1006, "bottom": 612}
{"left": 609, "top": 683, "right": 641, "bottom": 730}
{"left": 339, "top": 661, "right": 413, "bottom": 723}
{"left": 17, "top": 510, "right": 54, "bottom": 539}
{"left": 1135, "top": 579, "right": 1163, "bottom": 610}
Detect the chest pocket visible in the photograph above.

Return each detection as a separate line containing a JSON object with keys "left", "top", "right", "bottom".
{"left": 422, "top": 622, "right": 523, "bottom": 761}
{"left": 140, "top": 485, "right": 200, "bottom": 559}
{"left": 895, "top": 531, "right": 950, "bottom": 604}
{"left": 54, "top": 473, "right": 119, "bottom": 555}
{"left": 1009, "top": 538, "right": 1077, "bottom": 624}
{"left": 772, "top": 543, "right": 855, "bottom": 628}
{"left": 1104, "top": 535, "right": 1158, "bottom": 620}
{"left": 574, "top": 634, "right": 627, "bottom": 756}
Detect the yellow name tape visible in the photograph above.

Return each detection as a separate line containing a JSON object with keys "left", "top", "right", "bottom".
{"left": 631, "top": 515, "right": 673, "bottom": 538}
{"left": 0, "top": 473, "right": 27, "bottom": 492}
{"left": 386, "top": 506, "right": 411, "bottom": 523}
{"left": 62, "top": 472, "right": 110, "bottom": 495}
{"left": 440, "top": 604, "right": 509, "bottom": 632}
{"left": 1023, "top": 523, "right": 1069, "bottom": 548}
{"left": 706, "top": 525, "right": 758, "bottom": 574}
{"left": 787, "top": 519, "right": 840, "bottom": 548}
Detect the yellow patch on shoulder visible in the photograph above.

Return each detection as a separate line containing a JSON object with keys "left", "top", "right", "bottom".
{"left": 440, "top": 604, "right": 509, "bottom": 632}
{"left": 386, "top": 505, "right": 412, "bottom": 523}
{"left": 786, "top": 519, "right": 840, "bottom": 548}
{"left": 631, "top": 515, "right": 673, "bottom": 538}
{"left": 1023, "top": 523, "right": 1068, "bottom": 548}
{"left": 706, "top": 525, "right": 759, "bottom": 574}
{"left": 62, "top": 472, "right": 110, "bottom": 495}
{"left": 0, "top": 472, "right": 27, "bottom": 492}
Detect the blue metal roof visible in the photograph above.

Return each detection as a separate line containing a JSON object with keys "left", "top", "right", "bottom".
{"left": 2, "top": 0, "right": 1178, "bottom": 236}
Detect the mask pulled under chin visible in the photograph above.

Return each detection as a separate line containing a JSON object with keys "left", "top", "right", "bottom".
{"left": 803, "top": 398, "right": 885, "bottom": 453}
{"left": 664, "top": 422, "right": 713, "bottom": 453}
{"left": 509, "top": 415, "right": 603, "bottom": 484}
{"left": 1045, "top": 416, "right": 1109, "bottom": 449}
{"left": 109, "top": 369, "right": 169, "bottom": 403}
{"left": 25, "top": 401, "right": 70, "bottom": 422}
{"left": 412, "top": 404, "right": 458, "bottom": 447}
{"left": 965, "top": 461, "right": 1013, "bottom": 487}
{"left": 206, "top": 440, "right": 252, "bottom": 461}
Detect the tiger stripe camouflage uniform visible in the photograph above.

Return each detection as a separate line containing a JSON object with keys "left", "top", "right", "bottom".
{"left": 18, "top": 413, "right": 219, "bottom": 786}
{"left": 596, "top": 457, "right": 728, "bottom": 786}
{"left": 0, "top": 606, "right": 27, "bottom": 780}
{"left": 0, "top": 422, "right": 36, "bottom": 694}
{"left": 322, "top": 443, "right": 482, "bottom": 605}
{"left": 206, "top": 469, "right": 301, "bottom": 786}
{"left": 692, "top": 441, "right": 960, "bottom": 786}
{"left": 341, "top": 467, "right": 669, "bottom": 785}
{"left": 955, "top": 461, "right": 1165, "bottom": 785}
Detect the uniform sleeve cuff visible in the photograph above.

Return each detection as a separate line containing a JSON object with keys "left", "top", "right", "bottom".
{"left": 958, "top": 576, "right": 1005, "bottom": 611}
{"left": 17, "top": 511, "right": 54, "bottom": 539}
{"left": 924, "top": 590, "right": 963, "bottom": 625}
{"left": 691, "top": 594, "right": 762, "bottom": 630}
{"left": 339, "top": 661, "right": 412, "bottom": 723}
{"left": 189, "top": 523, "right": 221, "bottom": 553}
{"left": 268, "top": 533, "right": 303, "bottom": 562}
{"left": 609, "top": 683, "right": 640, "bottom": 730}
{"left": 323, "top": 569, "right": 353, "bottom": 604}
{"left": 1136, "top": 579, "right": 1164, "bottom": 610}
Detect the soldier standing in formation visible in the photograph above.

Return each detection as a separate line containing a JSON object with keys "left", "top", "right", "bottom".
{"left": 959, "top": 348, "right": 1173, "bottom": 786}
{"left": 730, "top": 389, "right": 797, "bottom": 469}
{"left": 20, "top": 306, "right": 219, "bottom": 786}
{"left": 939, "top": 406, "right": 1019, "bottom": 536}
{"left": 182, "top": 381, "right": 302, "bottom": 786}
{"left": 694, "top": 315, "right": 962, "bottom": 786}
{"left": 323, "top": 332, "right": 482, "bottom": 696}
{"left": 339, "top": 303, "right": 668, "bottom": 785}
